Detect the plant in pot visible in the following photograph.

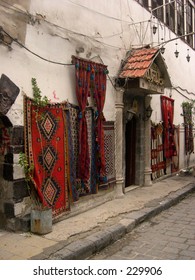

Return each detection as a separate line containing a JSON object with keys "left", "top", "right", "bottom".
{"left": 19, "top": 78, "right": 53, "bottom": 235}
{"left": 19, "top": 152, "right": 52, "bottom": 234}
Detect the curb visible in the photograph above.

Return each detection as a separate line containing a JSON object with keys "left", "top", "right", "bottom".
{"left": 30, "top": 182, "right": 195, "bottom": 260}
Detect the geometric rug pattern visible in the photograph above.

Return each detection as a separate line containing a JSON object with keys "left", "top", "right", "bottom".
{"left": 24, "top": 96, "right": 70, "bottom": 216}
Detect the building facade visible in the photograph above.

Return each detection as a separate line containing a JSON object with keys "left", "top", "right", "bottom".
{"left": 0, "top": 0, "right": 195, "bottom": 231}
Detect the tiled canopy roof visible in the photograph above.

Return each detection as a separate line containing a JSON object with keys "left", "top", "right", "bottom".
{"left": 119, "top": 47, "right": 159, "bottom": 78}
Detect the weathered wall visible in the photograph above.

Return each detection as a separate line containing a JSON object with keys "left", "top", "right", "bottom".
{"left": 0, "top": 0, "right": 195, "bottom": 226}
{"left": 0, "top": 0, "right": 30, "bottom": 43}
{"left": 1, "top": 0, "right": 195, "bottom": 166}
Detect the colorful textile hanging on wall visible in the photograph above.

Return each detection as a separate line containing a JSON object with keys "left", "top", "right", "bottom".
{"left": 64, "top": 104, "right": 79, "bottom": 202}
{"left": 72, "top": 56, "right": 91, "bottom": 182}
{"left": 182, "top": 103, "right": 194, "bottom": 155}
{"left": 66, "top": 104, "right": 97, "bottom": 198}
{"left": 160, "top": 96, "right": 177, "bottom": 159}
{"left": 171, "top": 125, "right": 180, "bottom": 173}
{"left": 92, "top": 62, "right": 108, "bottom": 182}
{"left": 74, "top": 108, "right": 97, "bottom": 196}
{"left": 72, "top": 56, "right": 108, "bottom": 186}
{"left": 100, "top": 121, "right": 116, "bottom": 188}
{"left": 86, "top": 108, "right": 97, "bottom": 194}
{"left": 151, "top": 123, "right": 165, "bottom": 180}
{"left": 24, "top": 96, "right": 70, "bottom": 216}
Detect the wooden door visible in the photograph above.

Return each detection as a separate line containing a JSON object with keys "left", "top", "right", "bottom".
{"left": 125, "top": 116, "right": 136, "bottom": 187}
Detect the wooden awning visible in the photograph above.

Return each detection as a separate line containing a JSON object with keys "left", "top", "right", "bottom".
{"left": 117, "top": 46, "right": 172, "bottom": 94}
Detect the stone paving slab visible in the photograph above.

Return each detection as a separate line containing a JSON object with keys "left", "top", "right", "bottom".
{"left": 45, "top": 179, "right": 195, "bottom": 260}
{"left": 89, "top": 192, "right": 195, "bottom": 260}
{"left": 0, "top": 175, "right": 194, "bottom": 260}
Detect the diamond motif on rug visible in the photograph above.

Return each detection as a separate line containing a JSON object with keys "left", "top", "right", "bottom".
{"left": 42, "top": 177, "right": 61, "bottom": 206}
{"left": 39, "top": 111, "right": 58, "bottom": 141}
{"left": 24, "top": 97, "right": 70, "bottom": 216}
{"left": 38, "top": 146, "right": 57, "bottom": 172}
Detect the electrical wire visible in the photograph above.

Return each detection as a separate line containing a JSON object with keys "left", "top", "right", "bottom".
{"left": 1, "top": 28, "right": 73, "bottom": 66}
{"left": 0, "top": 1, "right": 132, "bottom": 40}
{"left": 174, "top": 88, "right": 192, "bottom": 100}
{"left": 65, "top": 0, "right": 134, "bottom": 24}
{"left": 0, "top": 0, "right": 26, "bottom": 15}
{"left": 174, "top": 86, "right": 195, "bottom": 97}
{"left": 1, "top": 27, "right": 117, "bottom": 90}
{"left": 0, "top": 2, "right": 129, "bottom": 51}
{"left": 1, "top": 1, "right": 194, "bottom": 93}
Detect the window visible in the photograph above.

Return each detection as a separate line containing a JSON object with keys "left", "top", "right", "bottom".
{"left": 135, "top": 0, "right": 195, "bottom": 49}
{"left": 152, "top": 0, "right": 164, "bottom": 22}
{"left": 186, "top": 0, "right": 193, "bottom": 47}
{"left": 177, "top": 1, "right": 184, "bottom": 36}
{"left": 165, "top": 0, "right": 175, "bottom": 32}
{"left": 136, "top": 0, "right": 149, "bottom": 8}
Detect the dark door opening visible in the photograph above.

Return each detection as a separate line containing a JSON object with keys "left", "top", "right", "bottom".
{"left": 125, "top": 116, "right": 136, "bottom": 187}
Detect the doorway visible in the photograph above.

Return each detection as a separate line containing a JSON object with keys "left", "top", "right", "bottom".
{"left": 125, "top": 116, "right": 136, "bottom": 187}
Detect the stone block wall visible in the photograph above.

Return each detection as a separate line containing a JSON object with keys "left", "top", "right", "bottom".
{"left": 0, "top": 125, "right": 30, "bottom": 231}
{"left": 0, "top": 73, "right": 31, "bottom": 231}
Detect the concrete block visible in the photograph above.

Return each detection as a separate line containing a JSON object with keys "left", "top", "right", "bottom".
{"left": 11, "top": 126, "right": 24, "bottom": 145}
{"left": 86, "top": 230, "right": 112, "bottom": 252}
{"left": 125, "top": 210, "right": 151, "bottom": 225}
{"left": 105, "top": 224, "right": 126, "bottom": 242}
{"left": 119, "top": 218, "right": 136, "bottom": 232}
{"left": 49, "top": 248, "right": 76, "bottom": 260}
{"left": 65, "top": 239, "right": 95, "bottom": 259}
{"left": 13, "top": 163, "right": 25, "bottom": 180}
{"left": 4, "top": 201, "right": 14, "bottom": 218}
{"left": 13, "top": 179, "right": 28, "bottom": 202}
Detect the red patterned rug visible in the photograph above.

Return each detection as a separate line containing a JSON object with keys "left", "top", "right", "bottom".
{"left": 24, "top": 97, "right": 70, "bottom": 216}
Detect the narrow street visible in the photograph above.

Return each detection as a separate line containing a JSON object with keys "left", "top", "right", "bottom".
{"left": 89, "top": 192, "right": 195, "bottom": 260}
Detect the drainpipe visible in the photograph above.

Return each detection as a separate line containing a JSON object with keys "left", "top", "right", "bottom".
{"left": 144, "top": 95, "right": 152, "bottom": 186}
{"left": 115, "top": 88, "right": 125, "bottom": 197}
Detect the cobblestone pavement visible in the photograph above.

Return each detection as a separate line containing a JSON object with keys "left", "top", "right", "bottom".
{"left": 89, "top": 193, "right": 195, "bottom": 260}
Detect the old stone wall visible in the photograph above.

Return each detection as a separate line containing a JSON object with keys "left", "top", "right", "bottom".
{"left": 0, "top": 0, "right": 30, "bottom": 44}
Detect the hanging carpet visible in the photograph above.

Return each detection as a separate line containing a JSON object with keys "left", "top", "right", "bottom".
{"left": 160, "top": 96, "right": 177, "bottom": 159}
{"left": 99, "top": 121, "right": 116, "bottom": 188}
{"left": 151, "top": 123, "right": 165, "bottom": 180}
{"left": 24, "top": 96, "right": 70, "bottom": 216}
{"left": 65, "top": 104, "right": 97, "bottom": 198}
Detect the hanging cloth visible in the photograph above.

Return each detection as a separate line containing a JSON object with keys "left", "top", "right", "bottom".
{"left": 92, "top": 63, "right": 108, "bottom": 182}
{"left": 161, "top": 96, "right": 176, "bottom": 158}
{"left": 73, "top": 57, "right": 90, "bottom": 182}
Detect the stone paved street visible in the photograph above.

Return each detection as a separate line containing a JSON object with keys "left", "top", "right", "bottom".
{"left": 89, "top": 193, "right": 195, "bottom": 260}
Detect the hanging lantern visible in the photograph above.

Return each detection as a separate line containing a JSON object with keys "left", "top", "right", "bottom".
{"left": 186, "top": 49, "right": 190, "bottom": 62}
{"left": 174, "top": 43, "right": 179, "bottom": 58}
{"left": 152, "top": 25, "right": 157, "bottom": 35}
{"left": 161, "top": 46, "right": 165, "bottom": 54}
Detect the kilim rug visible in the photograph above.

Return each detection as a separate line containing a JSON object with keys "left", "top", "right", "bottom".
{"left": 76, "top": 107, "right": 97, "bottom": 196}
{"left": 99, "top": 121, "right": 116, "bottom": 189}
{"left": 64, "top": 103, "right": 79, "bottom": 202}
{"left": 86, "top": 107, "right": 97, "bottom": 194}
{"left": 66, "top": 105, "right": 97, "bottom": 198}
{"left": 24, "top": 96, "right": 70, "bottom": 216}
{"left": 151, "top": 123, "right": 165, "bottom": 180}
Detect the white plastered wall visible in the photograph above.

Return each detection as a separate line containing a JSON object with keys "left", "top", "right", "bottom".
{"left": 1, "top": 0, "right": 195, "bottom": 169}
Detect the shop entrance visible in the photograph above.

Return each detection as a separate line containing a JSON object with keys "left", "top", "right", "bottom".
{"left": 125, "top": 116, "right": 136, "bottom": 187}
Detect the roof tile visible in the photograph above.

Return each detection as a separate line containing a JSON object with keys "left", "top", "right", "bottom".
{"left": 119, "top": 47, "right": 159, "bottom": 78}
